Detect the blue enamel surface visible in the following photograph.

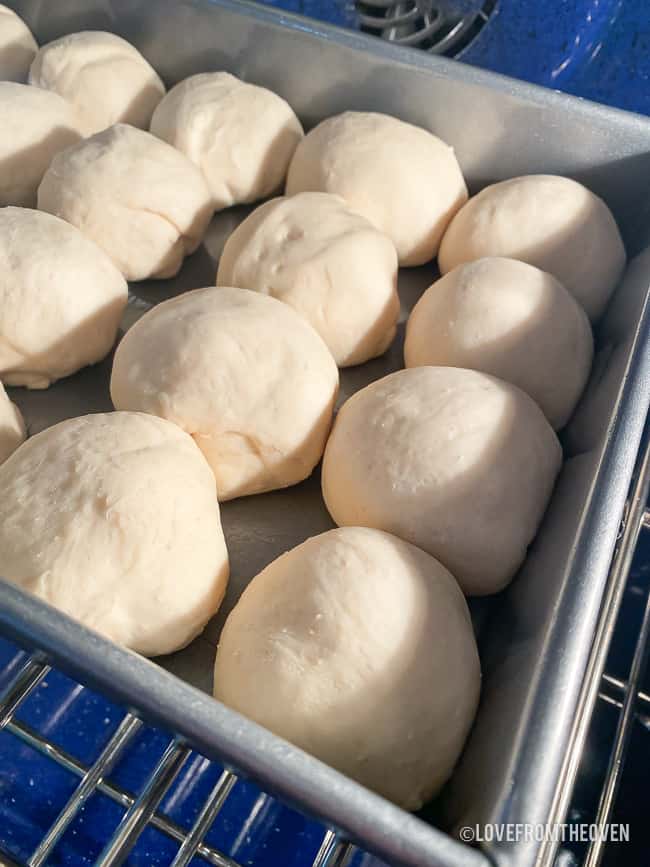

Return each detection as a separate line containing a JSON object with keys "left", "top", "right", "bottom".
{"left": 2, "top": 1, "right": 649, "bottom": 863}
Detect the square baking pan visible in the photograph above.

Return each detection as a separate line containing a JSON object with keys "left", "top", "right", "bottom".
{"left": 2, "top": 2, "right": 650, "bottom": 866}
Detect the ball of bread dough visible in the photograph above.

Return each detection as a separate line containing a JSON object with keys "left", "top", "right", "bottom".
{"left": 0, "top": 207, "right": 128, "bottom": 388}
{"left": 322, "top": 367, "right": 562, "bottom": 595}
{"left": 285, "top": 111, "right": 467, "bottom": 266}
{"left": 216, "top": 192, "right": 399, "bottom": 366}
{"left": 214, "top": 526, "right": 480, "bottom": 810}
{"left": 29, "top": 31, "right": 165, "bottom": 135}
{"left": 37, "top": 123, "right": 213, "bottom": 281}
{"left": 111, "top": 287, "right": 339, "bottom": 500}
{"left": 0, "top": 81, "right": 82, "bottom": 207}
{"left": 438, "top": 175, "right": 626, "bottom": 321}
{"left": 0, "top": 412, "right": 229, "bottom": 656}
{"left": 404, "top": 258, "right": 593, "bottom": 430}
{"left": 150, "top": 71, "right": 303, "bottom": 210}
{"left": 0, "top": 382, "right": 25, "bottom": 464}
{"left": 0, "top": 4, "right": 37, "bottom": 82}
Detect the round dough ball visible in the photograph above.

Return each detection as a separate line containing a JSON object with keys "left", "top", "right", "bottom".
{"left": 404, "top": 257, "right": 594, "bottom": 430}
{"left": 0, "top": 382, "right": 25, "bottom": 464}
{"left": 29, "top": 31, "right": 165, "bottom": 135}
{"left": 216, "top": 192, "right": 399, "bottom": 366}
{"left": 285, "top": 111, "right": 467, "bottom": 266}
{"left": 214, "top": 526, "right": 480, "bottom": 810}
{"left": 322, "top": 367, "right": 562, "bottom": 595}
{"left": 37, "top": 123, "right": 213, "bottom": 281}
{"left": 0, "top": 81, "right": 82, "bottom": 207}
{"left": 111, "top": 287, "right": 339, "bottom": 500}
{"left": 0, "top": 411, "right": 229, "bottom": 656}
{"left": 438, "top": 175, "right": 626, "bottom": 321}
{"left": 0, "top": 207, "right": 128, "bottom": 388}
{"left": 0, "top": 4, "right": 37, "bottom": 82}
{"left": 150, "top": 72, "right": 303, "bottom": 210}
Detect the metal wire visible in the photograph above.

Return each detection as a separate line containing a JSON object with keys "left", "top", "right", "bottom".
{"left": 27, "top": 713, "right": 143, "bottom": 867}
{"left": 0, "top": 657, "right": 355, "bottom": 867}
{"left": 169, "top": 770, "right": 237, "bottom": 867}
{"left": 584, "top": 551, "right": 650, "bottom": 867}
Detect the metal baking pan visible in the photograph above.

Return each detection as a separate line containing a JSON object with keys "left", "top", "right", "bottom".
{"left": 2, "top": 2, "right": 650, "bottom": 866}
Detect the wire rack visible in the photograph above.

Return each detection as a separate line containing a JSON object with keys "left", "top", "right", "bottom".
{"left": 0, "top": 651, "right": 362, "bottom": 867}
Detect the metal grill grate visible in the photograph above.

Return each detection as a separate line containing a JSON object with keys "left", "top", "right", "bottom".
{"left": 0, "top": 658, "right": 358, "bottom": 867}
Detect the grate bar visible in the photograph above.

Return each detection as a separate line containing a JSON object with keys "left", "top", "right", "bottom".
{"left": 170, "top": 769, "right": 237, "bottom": 867}
{"left": 312, "top": 830, "right": 356, "bottom": 867}
{"left": 0, "top": 656, "right": 50, "bottom": 730}
{"left": 585, "top": 538, "right": 650, "bottom": 867}
{"left": 4, "top": 717, "right": 242, "bottom": 866}
{"left": 27, "top": 713, "right": 143, "bottom": 867}
{"left": 95, "top": 738, "right": 191, "bottom": 866}
{"left": 601, "top": 671, "right": 650, "bottom": 707}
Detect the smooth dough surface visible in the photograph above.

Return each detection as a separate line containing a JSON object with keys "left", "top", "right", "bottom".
{"left": 29, "top": 30, "right": 165, "bottom": 135}
{"left": 0, "top": 81, "right": 82, "bottom": 207}
{"left": 0, "top": 382, "right": 25, "bottom": 464}
{"left": 111, "top": 287, "right": 339, "bottom": 500}
{"left": 217, "top": 192, "right": 399, "bottom": 366}
{"left": 0, "top": 4, "right": 37, "bottom": 81}
{"left": 214, "top": 526, "right": 480, "bottom": 810}
{"left": 404, "top": 257, "right": 594, "bottom": 429}
{"left": 285, "top": 111, "right": 467, "bottom": 266}
{"left": 0, "top": 207, "right": 128, "bottom": 388}
{"left": 150, "top": 71, "right": 303, "bottom": 210}
{"left": 322, "top": 367, "right": 562, "bottom": 595}
{"left": 438, "top": 174, "right": 626, "bottom": 321}
{"left": 37, "top": 123, "right": 213, "bottom": 281}
{"left": 0, "top": 412, "right": 229, "bottom": 656}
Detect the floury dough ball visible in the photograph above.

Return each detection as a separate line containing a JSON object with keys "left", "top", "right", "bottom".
{"left": 216, "top": 192, "right": 399, "bottom": 366}
{"left": 0, "top": 4, "right": 37, "bottom": 81}
{"left": 322, "top": 367, "right": 562, "bottom": 595}
{"left": 0, "top": 208, "right": 128, "bottom": 388}
{"left": 214, "top": 527, "right": 480, "bottom": 809}
{"left": 0, "top": 82, "right": 82, "bottom": 207}
{"left": 111, "top": 287, "right": 339, "bottom": 500}
{"left": 285, "top": 111, "right": 467, "bottom": 266}
{"left": 404, "top": 258, "right": 594, "bottom": 430}
{"left": 37, "top": 124, "right": 213, "bottom": 281}
{"left": 438, "top": 175, "right": 626, "bottom": 321}
{"left": 0, "top": 382, "right": 25, "bottom": 464}
{"left": 150, "top": 72, "right": 303, "bottom": 210}
{"left": 29, "top": 31, "right": 165, "bottom": 135}
{"left": 0, "top": 412, "right": 229, "bottom": 656}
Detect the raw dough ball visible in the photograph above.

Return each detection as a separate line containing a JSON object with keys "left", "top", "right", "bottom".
{"left": 150, "top": 72, "right": 303, "bottom": 210}
{"left": 322, "top": 367, "right": 562, "bottom": 595}
{"left": 285, "top": 111, "right": 467, "bottom": 266}
{"left": 0, "top": 382, "right": 25, "bottom": 464}
{"left": 0, "top": 4, "right": 37, "bottom": 81}
{"left": 404, "top": 258, "right": 593, "bottom": 430}
{"left": 111, "top": 287, "right": 339, "bottom": 500}
{"left": 37, "top": 124, "right": 213, "bottom": 281}
{"left": 0, "top": 412, "right": 229, "bottom": 656}
{"left": 438, "top": 175, "right": 626, "bottom": 321}
{"left": 29, "top": 31, "right": 165, "bottom": 135}
{"left": 214, "top": 526, "right": 480, "bottom": 810}
{"left": 217, "top": 192, "right": 399, "bottom": 366}
{"left": 0, "top": 207, "right": 128, "bottom": 388}
{"left": 0, "top": 81, "right": 82, "bottom": 207}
